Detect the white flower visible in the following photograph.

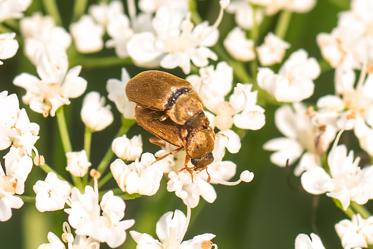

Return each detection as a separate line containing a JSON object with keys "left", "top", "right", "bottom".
{"left": 11, "top": 109, "right": 40, "bottom": 155}
{"left": 81, "top": 92, "right": 113, "bottom": 132}
{"left": 89, "top": 1, "right": 124, "bottom": 28}
{"left": 112, "top": 135, "right": 143, "bottom": 161}
{"left": 301, "top": 144, "right": 373, "bottom": 210}
{"left": 250, "top": 0, "right": 316, "bottom": 15}
{"left": 167, "top": 170, "right": 217, "bottom": 208}
{"left": 70, "top": 15, "right": 104, "bottom": 53}
{"left": 335, "top": 214, "right": 373, "bottom": 249}
{"left": 0, "top": 33, "right": 19, "bottom": 65}
{"left": 264, "top": 104, "right": 336, "bottom": 175}
{"left": 139, "top": 0, "right": 189, "bottom": 13}
{"left": 106, "top": 13, "right": 134, "bottom": 58}
{"left": 257, "top": 33, "right": 289, "bottom": 66}
{"left": 20, "top": 14, "right": 72, "bottom": 65}
{"left": 127, "top": 6, "right": 218, "bottom": 73}
{"left": 0, "top": 91, "right": 20, "bottom": 150}
{"left": 214, "top": 130, "right": 241, "bottom": 156}
{"left": 38, "top": 230, "right": 100, "bottom": 249}
{"left": 33, "top": 172, "right": 71, "bottom": 212}
{"left": 70, "top": 235, "right": 100, "bottom": 249}
{"left": 110, "top": 153, "right": 166, "bottom": 196}
{"left": 227, "top": 1, "right": 263, "bottom": 29}
{"left": 0, "top": 0, "right": 31, "bottom": 22}
{"left": 3, "top": 147, "right": 33, "bottom": 194}
{"left": 87, "top": 1, "right": 134, "bottom": 57}
{"left": 37, "top": 232, "right": 65, "bottom": 249}
{"left": 14, "top": 53, "right": 87, "bottom": 117}
{"left": 106, "top": 68, "right": 136, "bottom": 119}
{"left": 316, "top": 71, "right": 373, "bottom": 156}
{"left": 317, "top": 31, "right": 351, "bottom": 68}
{"left": 187, "top": 65, "right": 265, "bottom": 131}
{"left": 224, "top": 27, "right": 255, "bottom": 62}
{"left": 317, "top": 0, "right": 373, "bottom": 68}
{"left": 0, "top": 166, "right": 23, "bottom": 222}
{"left": 258, "top": 49, "right": 320, "bottom": 102}
{"left": 229, "top": 83, "right": 266, "bottom": 130}
{"left": 66, "top": 151, "right": 91, "bottom": 177}
{"left": 65, "top": 186, "right": 135, "bottom": 247}
{"left": 131, "top": 209, "right": 216, "bottom": 249}
{"left": 295, "top": 233, "right": 325, "bottom": 249}
{"left": 187, "top": 62, "right": 233, "bottom": 111}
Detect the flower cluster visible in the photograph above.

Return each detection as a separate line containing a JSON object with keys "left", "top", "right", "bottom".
{"left": 1, "top": 0, "right": 373, "bottom": 248}
{"left": 0, "top": 91, "right": 39, "bottom": 221}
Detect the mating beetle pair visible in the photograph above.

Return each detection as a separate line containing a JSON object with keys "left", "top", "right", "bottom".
{"left": 126, "top": 70, "right": 215, "bottom": 176}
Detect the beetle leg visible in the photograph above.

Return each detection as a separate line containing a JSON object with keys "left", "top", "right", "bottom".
{"left": 205, "top": 168, "right": 211, "bottom": 183}
{"left": 149, "top": 137, "right": 168, "bottom": 147}
{"left": 178, "top": 155, "right": 195, "bottom": 181}
{"left": 155, "top": 147, "right": 183, "bottom": 162}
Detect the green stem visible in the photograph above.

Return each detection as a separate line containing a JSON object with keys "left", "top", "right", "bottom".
{"left": 73, "top": 0, "right": 88, "bottom": 20}
{"left": 23, "top": 206, "right": 49, "bottom": 249}
{"left": 189, "top": 0, "right": 202, "bottom": 23}
{"left": 275, "top": 10, "right": 292, "bottom": 38}
{"left": 333, "top": 199, "right": 354, "bottom": 218}
{"left": 97, "top": 119, "right": 135, "bottom": 174}
{"left": 351, "top": 202, "right": 371, "bottom": 219}
{"left": 72, "top": 176, "right": 84, "bottom": 191}
{"left": 84, "top": 127, "right": 92, "bottom": 159}
{"left": 98, "top": 172, "right": 113, "bottom": 189}
{"left": 39, "top": 163, "right": 69, "bottom": 182}
{"left": 72, "top": 56, "right": 132, "bottom": 68}
{"left": 56, "top": 107, "right": 72, "bottom": 153}
{"left": 20, "top": 196, "right": 35, "bottom": 203}
{"left": 213, "top": 45, "right": 253, "bottom": 83}
{"left": 319, "top": 59, "right": 332, "bottom": 74}
{"left": 249, "top": 5, "right": 259, "bottom": 81}
{"left": 42, "top": 0, "right": 62, "bottom": 25}
{"left": 0, "top": 23, "right": 11, "bottom": 33}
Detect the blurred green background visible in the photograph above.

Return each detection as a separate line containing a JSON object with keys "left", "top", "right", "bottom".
{"left": 0, "top": 0, "right": 354, "bottom": 248}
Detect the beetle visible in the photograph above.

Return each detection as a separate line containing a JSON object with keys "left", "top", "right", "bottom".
{"left": 126, "top": 70, "right": 215, "bottom": 177}
{"left": 126, "top": 70, "right": 204, "bottom": 125}
{"left": 135, "top": 106, "right": 215, "bottom": 174}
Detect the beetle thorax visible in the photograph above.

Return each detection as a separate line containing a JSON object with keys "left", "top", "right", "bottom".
{"left": 167, "top": 92, "right": 204, "bottom": 125}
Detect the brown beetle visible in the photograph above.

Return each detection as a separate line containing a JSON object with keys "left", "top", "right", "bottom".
{"left": 126, "top": 70, "right": 215, "bottom": 176}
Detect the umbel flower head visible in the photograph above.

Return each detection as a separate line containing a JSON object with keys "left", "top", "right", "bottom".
{"left": 14, "top": 53, "right": 87, "bottom": 117}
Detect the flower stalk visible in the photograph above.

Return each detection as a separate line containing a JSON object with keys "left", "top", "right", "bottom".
{"left": 73, "top": 0, "right": 88, "bottom": 20}
{"left": 84, "top": 127, "right": 92, "bottom": 159}
{"left": 56, "top": 107, "right": 72, "bottom": 153}
{"left": 275, "top": 10, "right": 292, "bottom": 38}
{"left": 97, "top": 119, "right": 135, "bottom": 174}
{"left": 41, "top": 0, "right": 62, "bottom": 25}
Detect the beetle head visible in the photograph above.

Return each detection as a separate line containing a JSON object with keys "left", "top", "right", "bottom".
{"left": 191, "top": 152, "right": 214, "bottom": 171}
